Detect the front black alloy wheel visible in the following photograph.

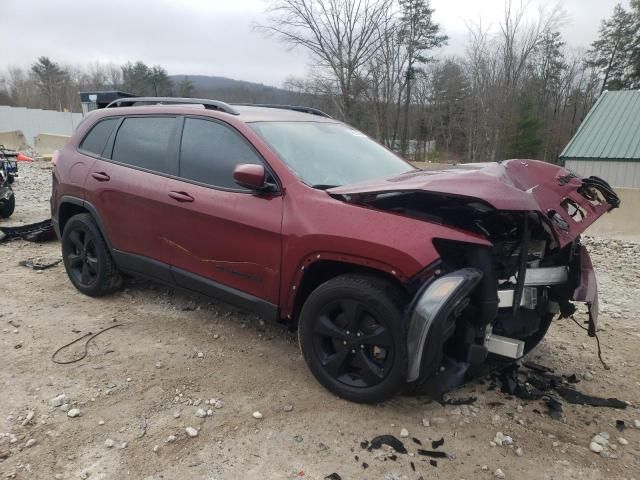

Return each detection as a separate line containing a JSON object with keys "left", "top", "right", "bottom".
{"left": 299, "top": 274, "right": 408, "bottom": 403}
{"left": 61, "top": 213, "right": 122, "bottom": 297}
{"left": 312, "top": 298, "right": 394, "bottom": 388}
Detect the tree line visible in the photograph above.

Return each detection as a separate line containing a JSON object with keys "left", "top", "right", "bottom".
{"left": 262, "top": 0, "right": 640, "bottom": 163}
{"left": 1, "top": 0, "right": 638, "bottom": 164}
{"left": 0, "top": 59, "right": 194, "bottom": 113}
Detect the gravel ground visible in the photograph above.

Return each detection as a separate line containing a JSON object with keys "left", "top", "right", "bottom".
{"left": 1, "top": 162, "right": 639, "bottom": 480}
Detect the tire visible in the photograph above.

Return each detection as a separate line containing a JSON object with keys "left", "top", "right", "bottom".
{"left": 298, "top": 274, "right": 408, "bottom": 403}
{"left": 0, "top": 190, "right": 15, "bottom": 218}
{"left": 523, "top": 312, "right": 555, "bottom": 354}
{"left": 61, "top": 213, "right": 122, "bottom": 297}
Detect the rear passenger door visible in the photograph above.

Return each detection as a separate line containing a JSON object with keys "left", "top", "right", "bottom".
{"left": 163, "top": 117, "right": 283, "bottom": 306}
{"left": 84, "top": 116, "right": 180, "bottom": 279}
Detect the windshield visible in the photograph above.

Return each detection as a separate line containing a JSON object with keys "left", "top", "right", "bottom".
{"left": 249, "top": 122, "right": 414, "bottom": 188}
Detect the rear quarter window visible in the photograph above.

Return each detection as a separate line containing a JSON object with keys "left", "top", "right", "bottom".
{"left": 111, "top": 117, "right": 177, "bottom": 175}
{"left": 79, "top": 118, "right": 119, "bottom": 156}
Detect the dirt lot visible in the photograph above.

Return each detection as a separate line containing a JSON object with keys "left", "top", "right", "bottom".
{"left": 1, "top": 162, "right": 640, "bottom": 480}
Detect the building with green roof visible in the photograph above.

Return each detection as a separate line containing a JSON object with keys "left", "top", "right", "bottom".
{"left": 560, "top": 90, "right": 640, "bottom": 189}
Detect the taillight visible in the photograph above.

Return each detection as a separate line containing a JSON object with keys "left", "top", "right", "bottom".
{"left": 52, "top": 150, "right": 60, "bottom": 167}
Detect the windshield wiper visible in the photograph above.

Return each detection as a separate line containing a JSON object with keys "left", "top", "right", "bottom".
{"left": 311, "top": 184, "right": 339, "bottom": 190}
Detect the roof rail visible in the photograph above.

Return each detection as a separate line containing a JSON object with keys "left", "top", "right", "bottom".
{"left": 233, "top": 103, "right": 332, "bottom": 118}
{"left": 105, "top": 97, "right": 240, "bottom": 115}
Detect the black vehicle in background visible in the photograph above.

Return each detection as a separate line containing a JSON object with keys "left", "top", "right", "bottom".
{"left": 0, "top": 145, "right": 29, "bottom": 218}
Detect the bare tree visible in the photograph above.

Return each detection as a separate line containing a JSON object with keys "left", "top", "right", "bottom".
{"left": 365, "top": 5, "right": 407, "bottom": 144}
{"left": 258, "top": 0, "right": 392, "bottom": 121}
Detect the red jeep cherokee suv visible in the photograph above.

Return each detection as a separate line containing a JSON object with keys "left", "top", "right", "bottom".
{"left": 51, "top": 97, "right": 619, "bottom": 403}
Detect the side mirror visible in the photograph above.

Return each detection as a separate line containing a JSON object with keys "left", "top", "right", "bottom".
{"left": 233, "top": 163, "right": 272, "bottom": 191}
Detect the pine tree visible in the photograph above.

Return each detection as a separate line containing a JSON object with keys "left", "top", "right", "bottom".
{"left": 586, "top": 4, "right": 638, "bottom": 92}
{"left": 31, "top": 57, "right": 69, "bottom": 110}
{"left": 398, "top": 0, "right": 447, "bottom": 155}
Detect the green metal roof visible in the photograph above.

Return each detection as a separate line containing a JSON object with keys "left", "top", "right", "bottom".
{"left": 560, "top": 90, "right": 640, "bottom": 161}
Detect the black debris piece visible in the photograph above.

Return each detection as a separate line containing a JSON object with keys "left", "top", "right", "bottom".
{"left": 417, "top": 449, "right": 447, "bottom": 458}
{"left": 0, "top": 219, "right": 56, "bottom": 243}
{"left": 412, "top": 437, "right": 422, "bottom": 445}
{"left": 367, "top": 435, "right": 408, "bottom": 454}
{"left": 544, "top": 397, "right": 564, "bottom": 421}
{"left": 410, "top": 461, "right": 416, "bottom": 471}
{"left": 500, "top": 365, "right": 519, "bottom": 395}
{"left": 616, "top": 420, "right": 626, "bottom": 432}
{"left": 354, "top": 455, "right": 358, "bottom": 461}
{"left": 430, "top": 460, "right": 438, "bottom": 467}
{"left": 324, "top": 474, "right": 342, "bottom": 480}
{"left": 487, "top": 401, "right": 505, "bottom": 407}
{"left": 523, "top": 361, "right": 554, "bottom": 373}
{"left": 498, "top": 363, "right": 627, "bottom": 419}
{"left": 389, "top": 454, "right": 397, "bottom": 461}
{"left": 555, "top": 385, "right": 627, "bottom": 409}
{"left": 360, "top": 440, "right": 369, "bottom": 449}
{"left": 444, "top": 396, "right": 477, "bottom": 406}
{"left": 361, "top": 462, "right": 369, "bottom": 469}
{"left": 431, "top": 437, "right": 444, "bottom": 450}
{"left": 566, "top": 373, "right": 580, "bottom": 384}
{"left": 18, "top": 258, "right": 62, "bottom": 270}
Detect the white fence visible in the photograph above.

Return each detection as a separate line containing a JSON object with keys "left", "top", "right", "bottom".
{"left": 0, "top": 106, "right": 83, "bottom": 147}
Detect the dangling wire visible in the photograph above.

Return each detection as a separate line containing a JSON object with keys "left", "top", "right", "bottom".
{"left": 569, "top": 315, "right": 609, "bottom": 370}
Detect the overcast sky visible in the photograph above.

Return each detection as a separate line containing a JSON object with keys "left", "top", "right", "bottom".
{"left": 0, "top": 0, "right": 630, "bottom": 86}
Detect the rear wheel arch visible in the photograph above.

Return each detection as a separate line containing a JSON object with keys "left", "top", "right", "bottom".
{"left": 58, "top": 200, "right": 88, "bottom": 233}
{"left": 58, "top": 198, "right": 113, "bottom": 251}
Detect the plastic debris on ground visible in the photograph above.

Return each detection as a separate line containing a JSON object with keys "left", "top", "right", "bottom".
{"left": 498, "top": 363, "right": 627, "bottom": 420}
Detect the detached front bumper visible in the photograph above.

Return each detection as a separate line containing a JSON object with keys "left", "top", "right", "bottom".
{"left": 406, "top": 268, "right": 482, "bottom": 382}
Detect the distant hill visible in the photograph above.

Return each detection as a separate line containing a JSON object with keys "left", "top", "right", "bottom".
{"left": 170, "top": 74, "right": 293, "bottom": 104}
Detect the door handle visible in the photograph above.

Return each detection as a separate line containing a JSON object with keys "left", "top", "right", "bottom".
{"left": 90, "top": 172, "right": 110, "bottom": 182}
{"left": 168, "top": 191, "right": 194, "bottom": 203}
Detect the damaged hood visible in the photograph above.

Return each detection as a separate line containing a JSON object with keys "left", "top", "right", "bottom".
{"left": 328, "top": 159, "right": 620, "bottom": 246}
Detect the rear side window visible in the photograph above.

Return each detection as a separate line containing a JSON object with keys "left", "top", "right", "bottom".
{"left": 79, "top": 118, "right": 118, "bottom": 156}
{"left": 112, "top": 117, "right": 176, "bottom": 174}
{"left": 180, "top": 118, "right": 263, "bottom": 189}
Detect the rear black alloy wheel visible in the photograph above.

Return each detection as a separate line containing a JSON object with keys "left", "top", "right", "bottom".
{"left": 299, "top": 274, "right": 407, "bottom": 403}
{"left": 312, "top": 299, "right": 394, "bottom": 388}
{"left": 65, "top": 228, "right": 99, "bottom": 287}
{"left": 61, "top": 213, "right": 122, "bottom": 297}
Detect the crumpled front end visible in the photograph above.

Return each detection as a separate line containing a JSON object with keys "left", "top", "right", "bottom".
{"left": 404, "top": 224, "right": 608, "bottom": 397}
{"left": 329, "top": 160, "right": 620, "bottom": 397}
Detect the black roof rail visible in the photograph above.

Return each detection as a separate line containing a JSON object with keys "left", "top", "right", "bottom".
{"left": 233, "top": 103, "right": 332, "bottom": 118}
{"left": 105, "top": 97, "right": 240, "bottom": 115}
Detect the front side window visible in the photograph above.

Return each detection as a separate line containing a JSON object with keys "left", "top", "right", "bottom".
{"left": 79, "top": 118, "right": 119, "bottom": 157}
{"left": 111, "top": 117, "right": 177, "bottom": 174}
{"left": 179, "top": 117, "right": 263, "bottom": 189}
{"left": 249, "top": 122, "right": 414, "bottom": 188}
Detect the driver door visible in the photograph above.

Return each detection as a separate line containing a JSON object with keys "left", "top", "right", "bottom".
{"left": 162, "top": 117, "right": 283, "bottom": 306}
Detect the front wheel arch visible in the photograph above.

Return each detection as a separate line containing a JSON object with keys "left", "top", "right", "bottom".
{"left": 288, "top": 259, "right": 409, "bottom": 326}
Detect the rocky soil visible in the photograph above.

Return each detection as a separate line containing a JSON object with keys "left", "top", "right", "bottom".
{"left": 1, "top": 162, "right": 639, "bottom": 480}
